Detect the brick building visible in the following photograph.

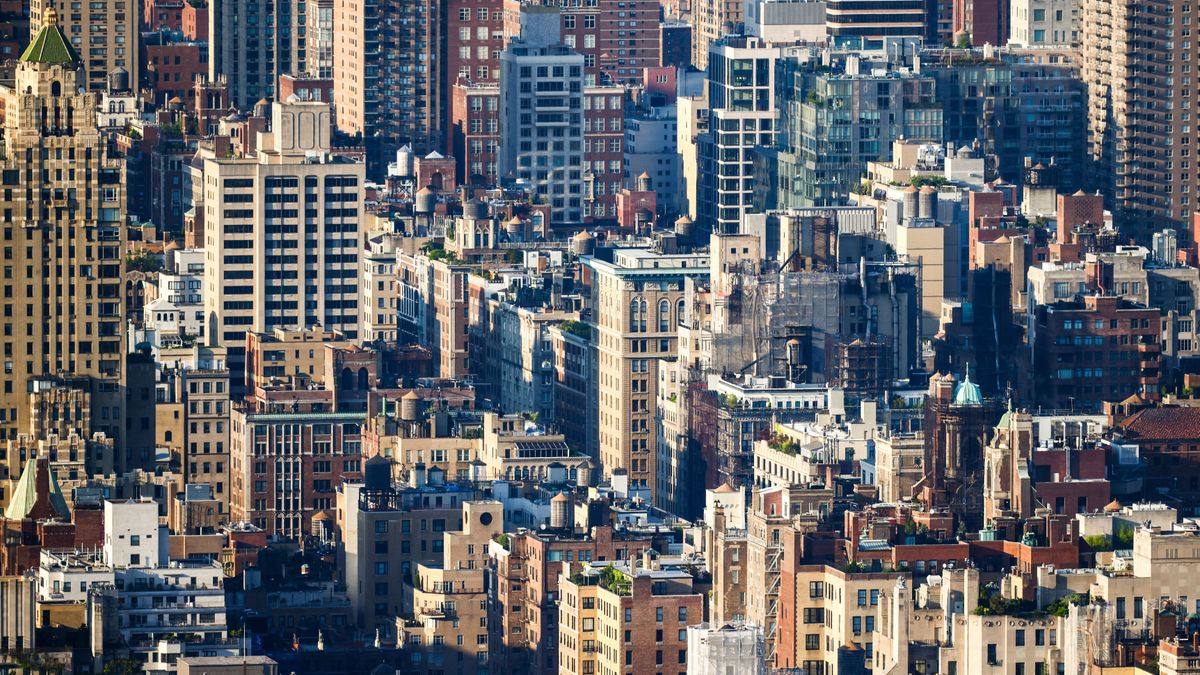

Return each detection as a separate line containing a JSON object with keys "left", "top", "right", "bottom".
{"left": 1113, "top": 406, "right": 1200, "bottom": 502}
{"left": 143, "top": 34, "right": 208, "bottom": 109}
{"left": 558, "top": 559, "right": 705, "bottom": 675}
{"left": 449, "top": 82, "right": 500, "bottom": 185}
{"left": 229, "top": 402, "right": 365, "bottom": 538}
{"left": 1031, "top": 295, "right": 1162, "bottom": 411}
{"left": 583, "top": 86, "right": 625, "bottom": 224}
{"left": 144, "top": 0, "right": 185, "bottom": 30}
{"left": 182, "top": 0, "right": 207, "bottom": 40}
{"left": 559, "top": 0, "right": 660, "bottom": 85}
{"left": 445, "top": 0, "right": 503, "bottom": 150}
{"left": 489, "top": 524, "right": 659, "bottom": 674}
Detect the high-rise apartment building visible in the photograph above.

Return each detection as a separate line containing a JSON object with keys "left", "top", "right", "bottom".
{"left": 584, "top": 247, "right": 708, "bottom": 503}
{"left": 692, "top": 0, "right": 744, "bottom": 71}
{"left": 560, "top": 0, "right": 660, "bottom": 85}
{"left": 499, "top": 24, "right": 587, "bottom": 224}
{"left": 921, "top": 46, "right": 1086, "bottom": 192}
{"left": 825, "top": 0, "right": 927, "bottom": 48}
{"left": 697, "top": 37, "right": 782, "bottom": 234}
{"left": 307, "top": 0, "right": 334, "bottom": 78}
{"left": 208, "top": 0, "right": 308, "bottom": 109}
{"left": 0, "top": 15, "right": 130, "bottom": 475}
{"left": 31, "top": 0, "right": 139, "bottom": 92}
{"left": 199, "top": 99, "right": 363, "bottom": 386}
{"left": 1081, "top": 0, "right": 1186, "bottom": 240}
{"left": 334, "top": 0, "right": 442, "bottom": 171}
{"left": 775, "top": 56, "right": 943, "bottom": 207}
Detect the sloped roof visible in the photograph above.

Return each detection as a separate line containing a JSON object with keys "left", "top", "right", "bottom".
{"left": 4, "top": 457, "right": 70, "bottom": 521}
{"left": 21, "top": 9, "right": 80, "bottom": 65}
{"left": 1118, "top": 406, "right": 1200, "bottom": 440}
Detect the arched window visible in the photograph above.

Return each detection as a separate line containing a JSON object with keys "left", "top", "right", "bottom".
{"left": 629, "top": 297, "right": 643, "bottom": 333}
{"left": 677, "top": 299, "right": 687, "bottom": 327}
{"left": 639, "top": 299, "right": 647, "bottom": 332}
{"left": 658, "top": 299, "right": 670, "bottom": 332}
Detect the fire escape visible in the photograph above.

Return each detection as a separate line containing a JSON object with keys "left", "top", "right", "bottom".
{"left": 764, "top": 533, "right": 783, "bottom": 666}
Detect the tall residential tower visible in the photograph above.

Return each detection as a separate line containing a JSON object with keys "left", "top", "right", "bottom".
{"left": 0, "top": 11, "right": 133, "bottom": 500}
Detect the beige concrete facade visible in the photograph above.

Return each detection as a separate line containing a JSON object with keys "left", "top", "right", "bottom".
{"left": 584, "top": 248, "right": 708, "bottom": 502}
{"left": 0, "top": 19, "right": 129, "bottom": 502}
{"left": 399, "top": 500, "right": 502, "bottom": 671}
{"left": 200, "top": 100, "right": 364, "bottom": 381}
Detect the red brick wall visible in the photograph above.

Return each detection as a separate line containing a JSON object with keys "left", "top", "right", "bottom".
{"left": 182, "top": 2, "right": 208, "bottom": 41}
{"left": 73, "top": 508, "right": 105, "bottom": 548}
{"left": 623, "top": 578, "right": 703, "bottom": 674}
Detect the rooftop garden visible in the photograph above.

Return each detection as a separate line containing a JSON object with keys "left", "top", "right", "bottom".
{"left": 767, "top": 432, "right": 801, "bottom": 456}
{"left": 126, "top": 251, "right": 163, "bottom": 273}
{"left": 422, "top": 241, "right": 466, "bottom": 265}
{"left": 974, "top": 585, "right": 1038, "bottom": 616}
{"left": 598, "top": 565, "right": 632, "bottom": 596}
{"left": 559, "top": 319, "right": 592, "bottom": 340}
{"left": 909, "top": 175, "right": 948, "bottom": 189}
{"left": 1083, "top": 527, "right": 1133, "bottom": 552}
{"left": 569, "top": 565, "right": 632, "bottom": 596}
{"left": 1046, "top": 593, "right": 1089, "bottom": 617}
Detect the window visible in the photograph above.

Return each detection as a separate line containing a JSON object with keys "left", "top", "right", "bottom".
{"left": 1015, "top": 629, "right": 1025, "bottom": 646}
{"left": 858, "top": 589, "right": 867, "bottom": 606}
{"left": 987, "top": 644, "right": 998, "bottom": 665}
{"left": 809, "top": 581, "right": 822, "bottom": 598}
{"left": 852, "top": 616, "right": 862, "bottom": 634}
{"left": 656, "top": 607, "right": 664, "bottom": 622}
{"left": 678, "top": 607, "right": 687, "bottom": 622}
{"left": 803, "top": 608, "right": 823, "bottom": 624}
{"left": 805, "top": 634, "right": 819, "bottom": 650}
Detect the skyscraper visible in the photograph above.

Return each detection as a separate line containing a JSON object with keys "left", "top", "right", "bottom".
{"left": 1081, "top": 0, "right": 1187, "bottom": 240}
{"left": 334, "top": 0, "right": 443, "bottom": 172}
{"left": 583, "top": 247, "right": 709, "bottom": 504}
{"left": 0, "top": 11, "right": 131, "bottom": 495}
{"left": 208, "top": 0, "right": 308, "bottom": 109}
{"left": 499, "top": 14, "right": 587, "bottom": 224}
{"left": 199, "top": 99, "right": 364, "bottom": 389}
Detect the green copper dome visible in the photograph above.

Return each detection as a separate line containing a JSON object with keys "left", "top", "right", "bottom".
{"left": 953, "top": 365, "right": 983, "bottom": 406}
{"left": 20, "top": 8, "right": 81, "bottom": 65}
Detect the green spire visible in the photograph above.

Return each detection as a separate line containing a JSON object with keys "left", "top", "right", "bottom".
{"left": 4, "top": 455, "right": 70, "bottom": 521}
{"left": 20, "top": 8, "right": 81, "bottom": 65}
